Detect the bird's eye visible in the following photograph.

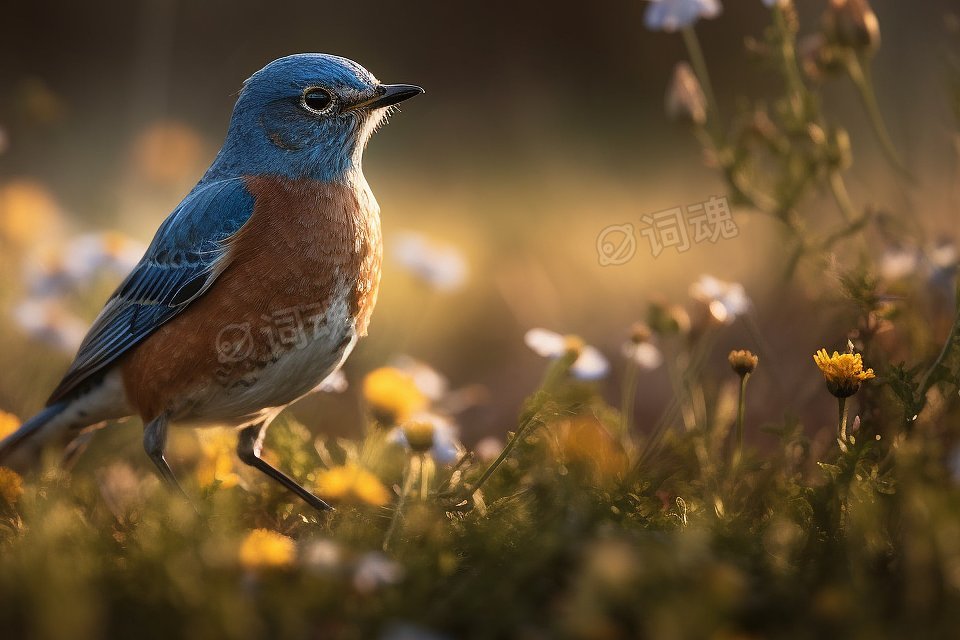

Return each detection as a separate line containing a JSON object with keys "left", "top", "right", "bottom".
{"left": 302, "top": 88, "right": 333, "bottom": 114}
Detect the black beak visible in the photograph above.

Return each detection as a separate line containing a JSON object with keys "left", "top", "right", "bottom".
{"left": 345, "top": 84, "right": 424, "bottom": 111}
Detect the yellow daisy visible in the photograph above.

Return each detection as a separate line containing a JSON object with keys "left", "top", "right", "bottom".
{"left": 813, "top": 348, "right": 876, "bottom": 398}
{"left": 363, "top": 367, "right": 428, "bottom": 426}
{"left": 314, "top": 463, "right": 391, "bottom": 507}
{"left": 239, "top": 529, "right": 296, "bottom": 569}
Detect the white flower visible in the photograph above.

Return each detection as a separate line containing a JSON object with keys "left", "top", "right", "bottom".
{"left": 524, "top": 328, "right": 610, "bottom": 380}
{"left": 879, "top": 245, "right": 919, "bottom": 281}
{"left": 301, "top": 539, "right": 344, "bottom": 574}
{"left": 25, "top": 231, "right": 145, "bottom": 296}
{"left": 353, "top": 552, "right": 404, "bottom": 594}
{"left": 389, "top": 412, "right": 464, "bottom": 465}
{"left": 392, "top": 231, "right": 467, "bottom": 292}
{"left": 390, "top": 354, "right": 448, "bottom": 402}
{"left": 689, "top": 275, "right": 751, "bottom": 324}
{"left": 13, "top": 298, "right": 87, "bottom": 353}
{"left": 644, "top": 0, "right": 722, "bottom": 32}
{"left": 622, "top": 341, "right": 664, "bottom": 370}
{"left": 311, "top": 369, "right": 348, "bottom": 394}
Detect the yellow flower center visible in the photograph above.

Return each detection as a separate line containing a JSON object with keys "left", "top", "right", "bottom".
{"left": 314, "top": 463, "right": 391, "bottom": 507}
{"left": 363, "top": 367, "right": 428, "bottom": 426}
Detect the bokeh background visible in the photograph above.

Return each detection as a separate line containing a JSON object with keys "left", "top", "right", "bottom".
{"left": 0, "top": 0, "right": 956, "bottom": 456}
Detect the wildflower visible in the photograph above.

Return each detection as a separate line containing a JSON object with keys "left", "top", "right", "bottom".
{"left": 0, "top": 410, "right": 20, "bottom": 441}
{"left": 12, "top": 298, "right": 87, "bottom": 353}
{"left": 524, "top": 328, "right": 610, "bottom": 380}
{"left": 813, "top": 348, "right": 875, "bottom": 398}
{"left": 363, "top": 367, "right": 429, "bottom": 426}
{"left": 196, "top": 428, "right": 241, "bottom": 489}
{"left": 644, "top": 0, "right": 722, "bottom": 32}
{"left": 353, "top": 552, "right": 405, "bottom": 594}
{"left": 729, "top": 350, "right": 758, "bottom": 462}
{"left": 879, "top": 245, "right": 919, "bottom": 282}
{"left": 239, "top": 529, "right": 296, "bottom": 570}
{"left": 647, "top": 299, "right": 691, "bottom": 335}
{"left": 0, "top": 468, "right": 23, "bottom": 507}
{"left": 822, "top": 0, "right": 880, "bottom": 54}
{"left": 0, "top": 179, "right": 64, "bottom": 248}
{"left": 391, "top": 414, "right": 463, "bottom": 465}
{"left": 728, "top": 349, "right": 758, "bottom": 377}
{"left": 301, "top": 539, "right": 343, "bottom": 574}
{"left": 314, "top": 463, "right": 391, "bottom": 507}
{"left": 622, "top": 322, "right": 663, "bottom": 370}
{"left": 552, "top": 417, "right": 629, "bottom": 481}
{"left": 392, "top": 231, "right": 467, "bottom": 292}
{"left": 399, "top": 420, "right": 434, "bottom": 454}
{"left": 665, "top": 62, "right": 707, "bottom": 126}
{"left": 310, "top": 369, "right": 348, "bottom": 394}
{"left": 61, "top": 232, "right": 145, "bottom": 284}
{"left": 689, "top": 275, "right": 751, "bottom": 325}
{"left": 390, "top": 355, "right": 448, "bottom": 402}
{"left": 131, "top": 121, "right": 206, "bottom": 186}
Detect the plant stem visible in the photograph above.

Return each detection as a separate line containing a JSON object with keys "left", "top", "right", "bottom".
{"left": 418, "top": 454, "right": 430, "bottom": 501}
{"left": 682, "top": 26, "right": 723, "bottom": 143}
{"left": 620, "top": 358, "right": 640, "bottom": 448}
{"left": 837, "top": 396, "right": 849, "bottom": 451}
{"left": 464, "top": 413, "right": 541, "bottom": 499}
{"left": 735, "top": 373, "right": 749, "bottom": 466}
{"left": 917, "top": 308, "right": 960, "bottom": 406}
{"left": 383, "top": 458, "right": 416, "bottom": 551}
{"left": 845, "top": 53, "right": 910, "bottom": 178}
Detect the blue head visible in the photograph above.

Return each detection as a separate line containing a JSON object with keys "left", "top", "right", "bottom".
{"left": 203, "top": 53, "right": 422, "bottom": 184}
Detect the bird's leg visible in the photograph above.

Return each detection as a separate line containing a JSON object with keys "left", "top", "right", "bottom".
{"left": 237, "top": 420, "right": 334, "bottom": 512}
{"left": 143, "top": 413, "right": 190, "bottom": 500}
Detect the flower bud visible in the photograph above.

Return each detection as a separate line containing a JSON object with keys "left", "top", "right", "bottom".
{"left": 401, "top": 420, "right": 436, "bottom": 454}
{"left": 822, "top": 0, "right": 880, "bottom": 55}
{"left": 728, "top": 350, "right": 759, "bottom": 377}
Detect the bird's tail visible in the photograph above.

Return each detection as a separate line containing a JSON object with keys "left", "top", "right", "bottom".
{"left": 0, "top": 402, "right": 73, "bottom": 473}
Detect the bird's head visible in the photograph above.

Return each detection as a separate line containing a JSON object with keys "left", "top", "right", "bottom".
{"left": 209, "top": 53, "right": 422, "bottom": 183}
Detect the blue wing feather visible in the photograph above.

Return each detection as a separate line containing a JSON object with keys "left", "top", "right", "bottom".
{"left": 47, "top": 178, "right": 256, "bottom": 404}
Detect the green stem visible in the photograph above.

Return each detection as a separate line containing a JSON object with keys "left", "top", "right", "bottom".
{"left": 418, "top": 454, "right": 430, "bottom": 501}
{"left": 682, "top": 26, "right": 723, "bottom": 143}
{"left": 828, "top": 171, "right": 857, "bottom": 224}
{"left": 917, "top": 308, "right": 960, "bottom": 406}
{"left": 845, "top": 54, "right": 910, "bottom": 178}
{"left": 735, "top": 373, "right": 749, "bottom": 466}
{"left": 383, "top": 458, "right": 416, "bottom": 551}
{"left": 464, "top": 413, "right": 541, "bottom": 499}
{"left": 620, "top": 358, "right": 640, "bottom": 448}
{"left": 837, "top": 396, "right": 849, "bottom": 451}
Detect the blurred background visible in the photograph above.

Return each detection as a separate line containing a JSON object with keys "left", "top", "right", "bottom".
{"left": 0, "top": 0, "right": 956, "bottom": 456}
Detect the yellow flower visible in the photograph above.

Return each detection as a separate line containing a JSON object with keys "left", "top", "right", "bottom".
{"left": 196, "top": 428, "right": 240, "bottom": 489}
{"left": 401, "top": 420, "right": 436, "bottom": 454}
{"left": 0, "top": 180, "right": 63, "bottom": 247}
{"left": 239, "top": 528, "right": 296, "bottom": 569}
{"left": 0, "top": 467, "right": 23, "bottom": 506}
{"left": 363, "top": 367, "right": 428, "bottom": 426}
{"left": 813, "top": 348, "right": 876, "bottom": 398}
{"left": 0, "top": 410, "right": 20, "bottom": 440}
{"left": 314, "top": 463, "right": 391, "bottom": 507}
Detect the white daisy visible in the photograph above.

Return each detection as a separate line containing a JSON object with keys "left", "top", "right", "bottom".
{"left": 524, "top": 328, "right": 610, "bottom": 380}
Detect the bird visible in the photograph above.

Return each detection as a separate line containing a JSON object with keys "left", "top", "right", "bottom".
{"left": 0, "top": 53, "right": 423, "bottom": 511}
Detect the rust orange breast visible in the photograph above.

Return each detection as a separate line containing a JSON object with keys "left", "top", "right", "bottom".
{"left": 121, "top": 176, "right": 382, "bottom": 422}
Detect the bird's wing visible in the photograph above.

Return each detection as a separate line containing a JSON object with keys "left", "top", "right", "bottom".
{"left": 47, "top": 177, "right": 256, "bottom": 404}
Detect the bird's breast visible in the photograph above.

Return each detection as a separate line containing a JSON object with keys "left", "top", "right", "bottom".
{"left": 122, "top": 175, "right": 382, "bottom": 423}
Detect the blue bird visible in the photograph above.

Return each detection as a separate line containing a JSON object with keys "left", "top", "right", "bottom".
{"left": 0, "top": 53, "right": 422, "bottom": 510}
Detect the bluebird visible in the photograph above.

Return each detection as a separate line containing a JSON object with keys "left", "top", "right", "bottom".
{"left": 0, "top": 54, "right": 423, "bottom": 511}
